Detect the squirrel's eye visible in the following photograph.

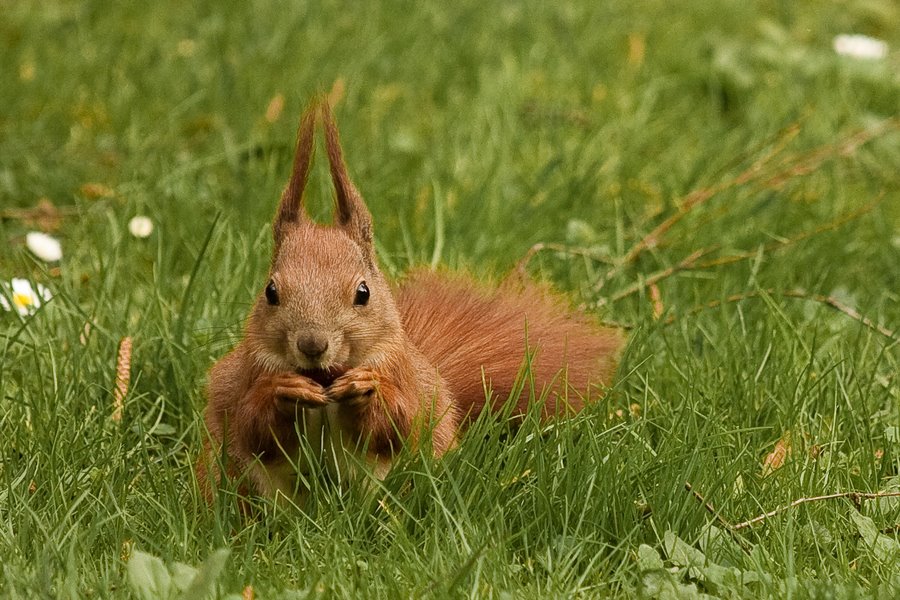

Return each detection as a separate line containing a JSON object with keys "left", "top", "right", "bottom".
{"left": 265, "top": 280, "right": 279, "bottom": 306}
{"left": 354, "top": 281, "right": 370, "bottom": 306}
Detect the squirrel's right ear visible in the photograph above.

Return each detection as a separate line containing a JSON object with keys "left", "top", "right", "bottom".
{"left": 322, "top": 102, "right": 375, "bottom": 262}
{"left": 274, "top": 102, "right": 317, "bottom": 244}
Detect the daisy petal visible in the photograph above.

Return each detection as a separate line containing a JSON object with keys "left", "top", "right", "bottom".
{"left": 833, "top": 34, "right": 888, "bottom": 60}
{"left": 2, "top": 278, "right": 52, "bottom": 316}
{"left": 25, "top": 231, "right": 63, "bottom": 262}
{"left": 128, "top": 215, "right": 154, "bottom": 238}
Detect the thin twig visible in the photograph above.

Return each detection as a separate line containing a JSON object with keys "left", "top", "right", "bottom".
{"left": 761, "top": 120, "right": 897, "bottom": 189}
{"left": 601, "top": 119, "right": 898, "bottom": 286}
{"left": 684, "top": 482, "right": 735, "bottom": 530}
{"left": 683, "top": 482, "right": 756, "bottom": 553}
{"left": 603, "top": 126, "right": 799, "bottom": 279}
{"left": 610, "top": 247, "right": 717, "bottom": 301}
{"left": 685, "top": 482, "right": 900, "bottom": 533}
{"left": 609, "top": 198, "right": 878, "bottom": 302}
{"left": 516, "top": 242, "right": 616, "bottom": 278}
{"left": 664, "top": 289, "right": 898, "bottom": 342}
{"left": 782, "top": 290, "right": 898, "bottom": 341}
{"left": 520, "top": 177, "right": 878, "bottom": 298}
{"left": 694, "top": 199, "right": 879, "bottom": 270}
{"left": 732, "top": 491, "right": 900, "bottom": 531}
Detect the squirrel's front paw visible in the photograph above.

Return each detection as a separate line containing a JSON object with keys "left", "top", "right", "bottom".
{"left": 326, "top": 367, "right": 379, "bottom": 405}
{"left": 272, "top": 373, "right": 329, "bottom": 414}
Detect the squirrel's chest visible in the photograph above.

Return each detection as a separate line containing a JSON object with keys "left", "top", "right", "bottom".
{"left": 254, "top": 404, "right": 390, "bottom": 500}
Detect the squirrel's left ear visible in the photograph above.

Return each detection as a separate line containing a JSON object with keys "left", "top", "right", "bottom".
{"left": 274, "top": 102, "right": 317, "bottom": 245}
{"left": 322, "top": 102, "right": 375, "bottom": 261}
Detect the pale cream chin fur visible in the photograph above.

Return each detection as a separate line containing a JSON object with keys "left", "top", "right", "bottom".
{"left": 251, "top": 403, "right": 394, "bottom": 505}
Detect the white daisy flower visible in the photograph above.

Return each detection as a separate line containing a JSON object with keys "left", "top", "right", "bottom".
{"left": 128, "top": 215, "right": 154, "bottom": 238}
{"left": 25, "top": 231, "right": 62, "bottom": 262}
{"left": 0, "top": 278, "right": 52, "bottom": 316}
{"left": 833, "top": 34, "right": 888, "bottom": 60}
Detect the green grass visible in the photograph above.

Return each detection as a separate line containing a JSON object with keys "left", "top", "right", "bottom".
{"left": 2, "top": 0, "right": 899, "bottom": 597}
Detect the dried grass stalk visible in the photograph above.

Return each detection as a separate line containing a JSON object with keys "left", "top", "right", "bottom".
{"left": 112, "top": 336, "right": 132, "bottom": 422}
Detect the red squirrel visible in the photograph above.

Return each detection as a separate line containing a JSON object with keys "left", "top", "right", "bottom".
{"left": 199, "top": 101, "right": 624, "bottom": 501}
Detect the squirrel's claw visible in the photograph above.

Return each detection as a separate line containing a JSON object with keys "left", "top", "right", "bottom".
{"left": 326, "top": 367, "right": 379, "bottom": 405}
{"left": 272, "top": 373, "right": 329, "bottom": 411}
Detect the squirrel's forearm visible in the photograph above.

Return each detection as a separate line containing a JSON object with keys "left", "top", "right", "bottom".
{"left": 230, "top": 376, "right": 300, "bottom": 460}
{"left": 337, "top": 375, "right": 413, "bottom": 455}
{"left": 206, "top": 352, "right": 302, "bottom": 465}
{"left": 335, "top": 356, "right": 458, "bottom": 457}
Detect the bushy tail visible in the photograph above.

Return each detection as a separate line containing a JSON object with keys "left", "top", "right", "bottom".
{"left": 395, "top": 270, "right": 625, "bottom": 421}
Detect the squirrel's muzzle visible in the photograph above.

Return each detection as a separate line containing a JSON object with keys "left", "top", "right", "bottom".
{"left": 297, "top": 333, "right": 329, "bottom": 360}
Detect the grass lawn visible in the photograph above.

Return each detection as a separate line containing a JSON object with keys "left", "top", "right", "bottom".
{"left": 2, "top": 1, "right": 899, "bottom": 597}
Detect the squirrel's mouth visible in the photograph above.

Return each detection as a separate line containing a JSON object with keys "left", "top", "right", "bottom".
{"left": 297, "top": 366, "right": 348, "bottom": 388}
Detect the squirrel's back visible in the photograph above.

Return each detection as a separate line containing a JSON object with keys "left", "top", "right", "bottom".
{"left": 395, "top": 270, "right": 623, "bottom": 421}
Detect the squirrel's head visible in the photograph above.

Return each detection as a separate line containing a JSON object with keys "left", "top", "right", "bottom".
{"left": 247, "top": 102, "right": 401, "bottom": 381}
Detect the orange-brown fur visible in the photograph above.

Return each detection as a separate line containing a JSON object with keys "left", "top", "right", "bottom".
{"left": 199, "top": 101, "right": 624, "bottom": 503}
{"left": 396, "top": 271, "right": 623, "bottom": 421}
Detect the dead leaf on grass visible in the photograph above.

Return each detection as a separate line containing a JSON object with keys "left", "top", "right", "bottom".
{"left": 329, "top": 77, "right": 346, "bottom": 107}
{"left": 762, "top": 431, "right": 792, "bottom": 476}
{"left": 80, "top": 182, "right": 115, "bottom": 199}
{"left": 649, "top": 283, "right": 664, "bottom": 319}
{"left": 265, "top": 93, "right": 285, "bottom": 123}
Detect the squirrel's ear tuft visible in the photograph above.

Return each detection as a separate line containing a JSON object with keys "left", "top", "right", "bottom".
{"left": 322, "top": 102, "right": 375, "bottom": 259}
{"left": 274, "top": 101, "right": 317, "bottom": 244}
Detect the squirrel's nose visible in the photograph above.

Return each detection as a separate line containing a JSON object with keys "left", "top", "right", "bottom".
{"left": 297, "top": 334, "right": 329, "bottom": 359}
